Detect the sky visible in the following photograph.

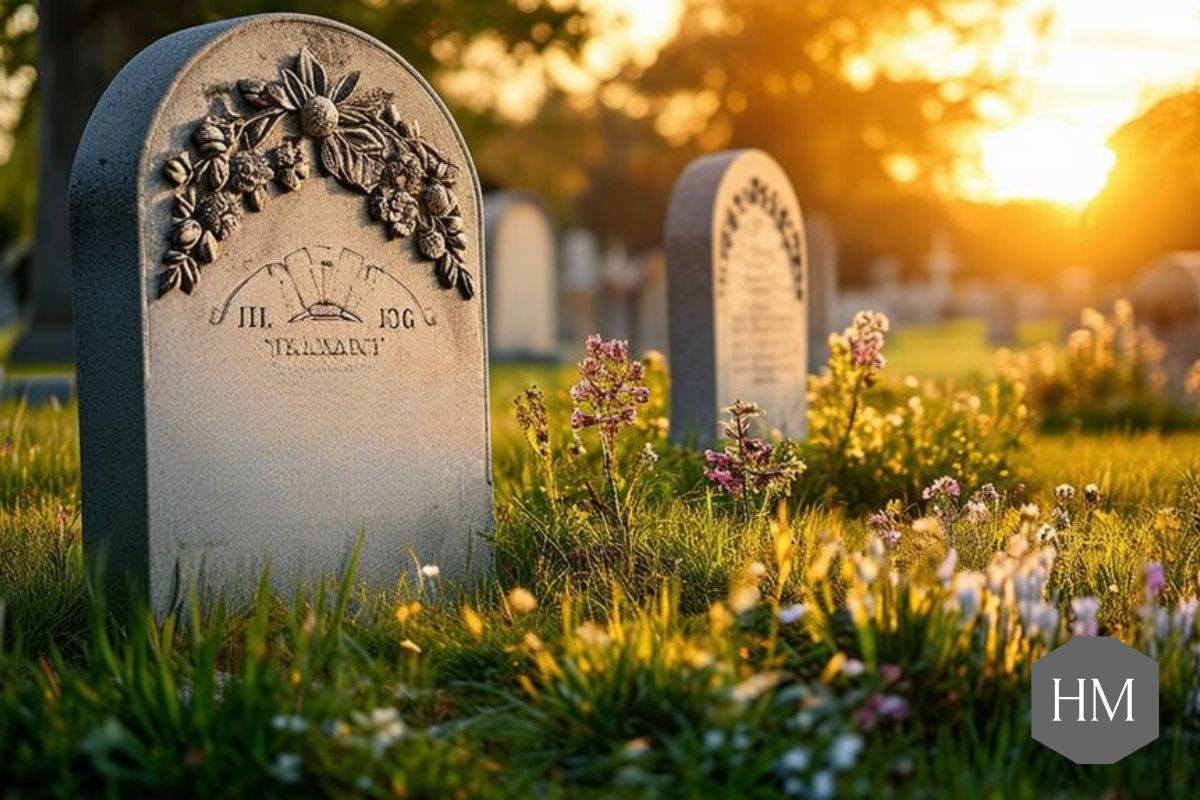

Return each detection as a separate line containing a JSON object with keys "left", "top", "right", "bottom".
{"left": 606, "top": 0, "right": 1200, "bottom": 207}
{"left": 966, "top": 0, "right": 1200, "bottom": 205}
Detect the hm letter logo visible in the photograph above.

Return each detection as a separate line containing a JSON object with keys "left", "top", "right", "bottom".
{"left": 1032, "top": 637, "right": 1158, "bottom": 764}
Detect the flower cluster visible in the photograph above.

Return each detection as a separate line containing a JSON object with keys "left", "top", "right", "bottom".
{"left": 703, "top": 400, "right": 806, "bottom": 505}
{"left": 569, "top": 336, "right": 650, "bottom": 453}
{"left": 845, "top": 310, "right": 889, "bottom": 374}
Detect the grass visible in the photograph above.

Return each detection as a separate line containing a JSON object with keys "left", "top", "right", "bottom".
{"left": 3, "top": 322, "right": 1200, "bottom": 797}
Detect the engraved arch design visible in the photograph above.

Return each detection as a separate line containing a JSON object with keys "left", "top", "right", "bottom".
{"left": 716, "top": 175, "right": 806, "bottom": 301}
{"left": 209, "top": 245, "right": 437, "bottom": 327}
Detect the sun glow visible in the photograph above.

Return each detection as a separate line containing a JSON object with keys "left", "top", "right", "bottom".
{"left": 960, "top": 0, "right": 1200, "bottom": 206}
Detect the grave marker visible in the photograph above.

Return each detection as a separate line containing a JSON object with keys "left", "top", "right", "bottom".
{"left": 71, "top": 14, "right": 492, "bottom": 609}
{"left": 666, "top": 149, "right": 807, "bottom": 446}
{"left": 484, "top": 191, "right": 558, "bottom": 360}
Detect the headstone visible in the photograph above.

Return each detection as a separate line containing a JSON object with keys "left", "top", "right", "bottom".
{"left": 484, "top": 191, "right": 558, "bottom": 360}
{"left": 1132, "top": 251, "right": 1200, "bottom": 383}
{"left": 633, "top": 249, "right": 669, "bottom": 356}
{"left": 70, "top": 14, "right": 492, "bottom": 610}
{"left": 600, "top": 240, "right": 637, "bottom": 342}
{"left": 560, "top": 228, "right": 600, "bottom": 351}
{"left": 805, "top": 213, "right": 838, "bottom": 372}
{"left": 666, "top": 149, "right": 807, "bottom": 447}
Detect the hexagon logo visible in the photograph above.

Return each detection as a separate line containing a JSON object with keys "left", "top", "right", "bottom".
{"left": 1031, "top": 636, "right": 1159, "bottom": 764}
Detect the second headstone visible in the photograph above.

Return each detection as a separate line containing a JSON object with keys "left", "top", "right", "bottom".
{"left": 666, "top": 149, "right": 808, "bottom": 446}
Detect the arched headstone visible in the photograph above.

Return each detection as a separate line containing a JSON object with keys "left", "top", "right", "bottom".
{"left": 484, "top": 191, "right": 558, "bottom": 360}
{"left": 71, "top": 14, "right": 492, "bottom": 608}
{"left": 666, "top": 149, "right": 808, "bottom": 446}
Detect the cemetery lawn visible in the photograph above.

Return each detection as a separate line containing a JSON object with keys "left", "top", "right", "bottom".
{"left": 4, "top": 379, "right": 1200, "bottom": 797}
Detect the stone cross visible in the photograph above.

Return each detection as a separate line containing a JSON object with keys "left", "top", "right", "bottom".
{"left": 70, "top": 14, "right": 492, "bottom": 609}
{"left": 666, "top": 149, "right": 808, "bottom": 447}
{"left": 484, "top": 191, "right": 558, "bottom": 360}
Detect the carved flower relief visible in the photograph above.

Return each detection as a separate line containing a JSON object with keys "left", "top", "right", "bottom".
{"left": 158, "top": 47, "right": 476, "bottom": 299}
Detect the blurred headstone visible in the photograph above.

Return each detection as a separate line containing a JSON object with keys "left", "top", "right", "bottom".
{"left": 560, "top": 228, "right": 600, "bottom": 351}
{"left": 601, "top": 240, "right": 638, "bottom": 342}
{"left": 484, "top": 192, "right": 558, "bottom": 360}
{"left": 666, "top": 149, "right": 808, "bottom": 447}
{"left": 1132, "top": 251, "right": 1200, "bottom": 382}
{"left": 805, "top": 213, "right": 838, "bottom": 372}
{"left": 634, "top": 249, "right": 669, "bottom": 356}
{"left": 71, "top": 14, "right": 492, "bottom": 610}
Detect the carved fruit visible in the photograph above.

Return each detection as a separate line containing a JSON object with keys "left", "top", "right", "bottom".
{"left": 196, "top": 230, "right": 219, "bottom": 265}
{"left": 418, "top": 230, "right": 447, "bottom": 260}
{"left": 424, "top": 184, "right": 455, "bottom": 217}
{"left": 193, "top": 120, "right": 229, "bottom": 157}
{"left": 173, "top": 219, "right": 202, "bottom": 250}
{"left": 300, "top": 96, "right": 339, "bottom": 138}
{"left": 163, "top": 155, "right": 192, "bottom": 186}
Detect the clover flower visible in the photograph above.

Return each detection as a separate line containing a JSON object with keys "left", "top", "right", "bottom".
{"left": 1055, "top": 483, "right": 1076, "bottom": 503}
{"left": 569, "top": 335, "right": 650, "bottom": 453}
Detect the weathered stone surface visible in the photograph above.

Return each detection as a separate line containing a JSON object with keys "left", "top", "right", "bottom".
{"left": 1132, "top": 251, "right": 1200, "bottom": 388}
{"left": 70, "top": 14, "right": 492, "bottom": 610}
{"left": 484, "top": 191, "right": 558, "bottom": 360}
{"left": 666, "top": 149, "right": 808, "bottom": 447}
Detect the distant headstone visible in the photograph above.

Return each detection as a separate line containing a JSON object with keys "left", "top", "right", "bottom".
{"left": 560, "top": 228, "right": 600, "bottom": 351}
{"left": 71, "top": 14, "right": 492, "bottom": 609}
{"left": 484, "top": 192, "right": 558, "bottom": 360}
{"left": 634, "top": 249, "right": 669, "bottom": 356}
{"left": 805, "top": 213, "right": 838, "bottom": 372}
{"left": 601, "top": 240, "right": 637, "bottom": 342}
{"left": 666, "top": 149, "right": 808, "bottom": 446}
{"left": 1132, "top": 251, "right": 1200, "bottom": 383}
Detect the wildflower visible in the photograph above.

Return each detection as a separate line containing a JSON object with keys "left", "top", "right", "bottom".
{"left": 881, "top": 528, "right": 902, "bottom": 548}
{"left": 1036, "top": 523, "right": 1058, "bottom": 546}
{"left": 829, "top": 733, "right": 864, "bottom": 769}
{"left": 778, "top": 603, "right": 808, "bottom": 624}
{"left": 461, "top": 605, "right": 485, "bottom": 637}
{"left": 779, "top": 746, "right": 811, "bottom": 772}
{"left": 727, "top": 584, "right": 761, "bottom": 615}
{"left": 1018, "top": 599, "right": 1060, "bottom": 641}
{"left": 1084, "top": 483, "right": 1101, "bottom": 504}
{"left": 1055, "top": 484, "right": 1076, "bottom": 503}
{"left": 1051, "top": 506, "right": 1071, "bottom": 531}
{"left": 507, "top": 587, "right": 538, "bottom": 615}
{"left": 570, "top": 335, "right": 650, "bottom": 452}
{"left": 513, "top": 385, "right": 551, "bottom": 462}
{"left": 971, "top": 483, "right": 1001, "bottom": 505}
{"left": 575, "top": 621, "right": 610, "bottom": 648}
{"left": 840, "top": 658, "right": 865, "bottom": 677}
{"left": 271, "top": 714, "right": 308, "bottom": 734}
{"left": 964, "top": 500, "right": 989, "bottom": 525}
{"left": 922, "top": 476, "right": 960, "bottom": 501}
{"left": 949, "top": 571, "right": 985, "bottom": 621}
{"left": 811, "top": 770, "right": 836, "bottom": 800}
{"left": 937, "top": 549, "right": 958, "bottom": 584}
{"left": 704, "top": 400, "right": 805, "bottom": 503}
{"left": 639, "top": 441, "right": 659, "bottom": 467}
{"left": 400, "top": 639, "right": 421, "bottom": 654}
{"left": 731, "top": 671, "right": 785, "bottom": 702}
{"left": 846, "top": 311, "right": 889, "bottom": 372}
{"left": 394, "top": 601, "right": 421, "bottom": 624}
{"left": 1019, "top": 503, "right": 1040, "bottom": 523}
{"left": 1145, "top": 562, "right": 1166, "bottom": 597}
{"left": 1071, "top": 596, "right": 1100, "bottom": 637}
{"left": 270, "top": 752, "right": 302, "bottom": 783}
{"left": 420, "top": 564, "right": 440, "bottom": 579}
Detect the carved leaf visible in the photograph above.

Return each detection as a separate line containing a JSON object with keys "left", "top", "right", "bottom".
{"left": 298, "top": 47, "right": 326, "bottom": 96}
{"left": 266, "top": 82, "right": 296, "bottom": 111}
{"left": 280, "top": 69, "right": 311, "bottom": 108}
{"left": 330, "top": 71, "right": 360, "bottom": 104}
{"left": 320, "top": 134, "right": 382, "bottom": 193}
{"left": 457, "top": 267, "right": 476, "bottom": 300}
{"left": 243, "top": 111, "right": 284, "bottom": 149}
{"left": 435, "top": 255, "right": 457, "bottom": 289}
{"left": 340, "top": 125, "right": 386, "bottom": 155}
